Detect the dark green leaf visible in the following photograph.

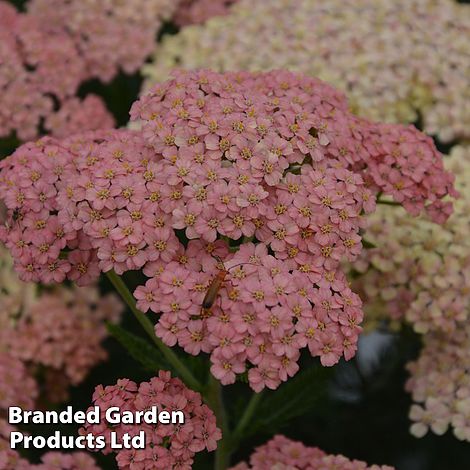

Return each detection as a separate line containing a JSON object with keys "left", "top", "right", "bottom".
{"left": 362, "top": 238, "right": 377, "bottom": 249}
{"left": 248, "top": 365, "right": 330, "bottom": 437}
{"left": 183, "top": 354, "right": 209, "bottom": 384}
{"left": 107, "top": 323, "right": 168, "bottom": 372}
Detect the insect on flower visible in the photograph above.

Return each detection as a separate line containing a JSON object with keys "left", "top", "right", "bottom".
{"left": 201, "top": 256, "right": 254, "bottom": 315}
{"left": 202, "top": 256, "right": 228, "bottom": 311}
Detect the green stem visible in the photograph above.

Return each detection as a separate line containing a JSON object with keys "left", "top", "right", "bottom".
{"left": 232, "top": 391, "right": 263, "bottom": 444}
{"left": 206, "top": 375, "right": 231, "bottom": 470}
{"left": 105, "top": 270, "right": 202, "bottom": 392}
{"left": 376, "top": 198, "right": 401, "bottom": 206}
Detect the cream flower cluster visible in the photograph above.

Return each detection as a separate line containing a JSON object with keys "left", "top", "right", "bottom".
{"left": 143, "top": 0, "right": 470, "bottom": 142}
{"left": 356, "top": 146, "right": 470, "bottom": 335}
{"left": 354, "top": 146, "right": 470, "bottom": 441}
{"left": 405, "top": 324, "right": 470, "bottom": 442}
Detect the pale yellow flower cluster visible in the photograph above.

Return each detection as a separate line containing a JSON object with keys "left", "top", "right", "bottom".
{"left": 356, "top": 146, "right": 470, "bottom": 335}
{"left": 0, "top": 246, "right": 36, "bottom": 325}
{"left": 406, "top": 324, "right": 470, "bottom": 441}
{"left": 144, "top": 0, "right": 470, "bottom": 142}
{"left": 354, "top": 146, "right": 470, "bottom": 441}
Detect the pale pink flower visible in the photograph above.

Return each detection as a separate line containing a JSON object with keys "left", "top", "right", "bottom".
{"left": 81, "top": 371, "right": 221, "bottom": 469}
{"left": 230, "top": 434, "right": 394, "bottom": 469}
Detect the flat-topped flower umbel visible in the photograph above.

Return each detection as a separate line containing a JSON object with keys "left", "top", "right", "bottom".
{"left": 0, "top": 70, "right": 457, "bottom": 391}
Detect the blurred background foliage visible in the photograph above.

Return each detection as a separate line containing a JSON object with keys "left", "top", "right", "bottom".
{"left": 2, "top": 1, "right": 470, "bottom": 469}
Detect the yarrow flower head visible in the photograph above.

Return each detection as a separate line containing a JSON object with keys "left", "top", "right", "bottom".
{"left": 355, "top": 146, "right": 470, "bottom": 335}
{"left": 144, "top": 0, "right": 470, "bottom": 142}
{"left": 354, "top": 146, "right": 470, "bottom": 443}
{"left": 406, "top": 325, "right": 470, "bottom": 443}
{"left": 81, "top": 371, "right": 221, "bottom": 469}
{"left": 44, "top": 95, "right": 115, "bottom": 139}
{"left": 0, "top": 419, "right": 29, "bottom": 470}
{"left": 33, "top": 453, "right": 101, "bottom": 470}
{"left": 0, "top": 130, "right": 129, "bottom": 284}
{"left": 0, "top": 70, "right": 455, "bottom": 391}
{"left": 0, "top": 0, "right": 188, "bottom": 141}
{"left": 229, "top": 435, "right": 394, "bottom": 470}
{"left": 0, "top": 245, "right": 123, "bottom": 404}
{"left": 27, "top": 0, "right": 180, "bottom": 81}
{"left": 6, "top": 284, "right": 123, "bottom": 389}
{"left": 0, "top": 1, "right": 115, "bottom": 141}
{"left": 0, "top": 352, "right": 37, "bottom": 411}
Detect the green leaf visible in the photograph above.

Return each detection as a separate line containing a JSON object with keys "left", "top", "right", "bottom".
{"left": 183, "top": 354, "right": 209, "bottom": 384}
{"left": 107, "top": 323, "right": 169, "bottom": 372}
{"left": 0, "top": 134, "right": 20, "bottom": 159}
{"left": 248, "top": 365, "right": 330, "bottom": 437}
{"left": 362, "top": 238, "right": 377, "bottom": 249}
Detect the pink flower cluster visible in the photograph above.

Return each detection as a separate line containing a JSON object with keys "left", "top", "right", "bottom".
{"left": 172, "top": 0, "right": 240, "bottom": 26}
{"left": 0, "top": 250, "right": 114, "bottom": 466}
{"left": 81, "top": 372, "right": 221, "bottom": 469}
{"left": 44, "top": 95, "right": 115, "bottom": 140}
{"left": 0, "top": 1, "right": 114, "bottom": 141}
{"left": 139, "top": 242, "right": 365, "bottom": 390}
{"left": 27, "top": 0, "right": 178, "bottom": 82}
{"left": 0, "top": 0, "right": 186, "bottom": 141}
{"left": 0, "top": 70, "right": 455, "bottom": 390}
{"left": 0, "top": 352, "right": 37, "bottom": 411}
{"left": 230, "top": 435, "right": 394, "bottom": 470}
{"left": 6, "top": 285, "right": 123, "bottom": 388}
{"left": 31, "top": 452, "right": 100, "bottom": 470}
{"left": 0, "top": 419, "right": 28, "bottom": 470}
{"left": 0, "top": 129, "right": 124, "bottom": 284}
{"left": 0, "top": 420, "right": 100, "bottom": 470}
{"left": 0, "top": 244, "right": 122, "bottom": 404}
{"left": 0, "top": 71, "right": 454, "bottom": 283}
